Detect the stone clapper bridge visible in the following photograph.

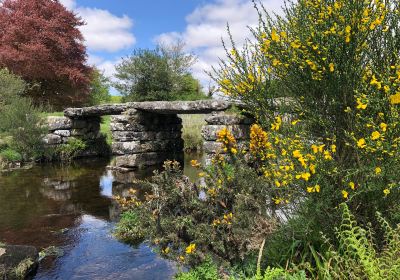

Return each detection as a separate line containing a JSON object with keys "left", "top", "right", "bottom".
{"left": 44, "top": 100, "right": 254, "bottom": 170}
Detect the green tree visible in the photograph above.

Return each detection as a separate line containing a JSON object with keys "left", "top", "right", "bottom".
{"left": 114, "top": 42, "right": 206, "bottom": 101}
{"left": 86, "top": 69, "right": 111, "bottom": 106}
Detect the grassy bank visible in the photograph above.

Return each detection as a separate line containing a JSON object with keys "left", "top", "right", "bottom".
{"left": 180, "top": 114, "right": 206, "bottom": 152}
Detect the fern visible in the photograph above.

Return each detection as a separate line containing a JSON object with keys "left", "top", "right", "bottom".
{"left": 317, "top": 203, "right": 400, "bottom": 279}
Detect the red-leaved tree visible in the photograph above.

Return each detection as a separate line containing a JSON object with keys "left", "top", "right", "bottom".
{"left": 0, "top": 0, "right": 92, "bottom": 108}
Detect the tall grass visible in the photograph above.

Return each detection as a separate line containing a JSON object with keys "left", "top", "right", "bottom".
{"left": 180, "top": 114, "right": 206, "bottom": 152}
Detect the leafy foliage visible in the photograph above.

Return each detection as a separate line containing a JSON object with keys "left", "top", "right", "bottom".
{"left": 114, "top": 42, "right": 206, "bottom": 101}
{"left": 86, "top": 69, "right": 111, "bottom": 106}
{"left": 0, "top": 68, "right": 47, "bottom": 161}
{"left": 55, "top": 138, "right": 87, "bottom": 162}
{"left": 0, "top": 0, "right": 92, "bottom": 108}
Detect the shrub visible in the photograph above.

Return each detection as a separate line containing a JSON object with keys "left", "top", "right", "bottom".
{"left": 0, "top": 68, "right": 48, "bottom": 160}
{"left": 56, "top": 138, "right": 86, "bottom": 162}
{"left": 114, "top": 210, "right": 146, "bottom": 246}
{"left": 86, "top": 69, "right": 111, "bottom": 106}
{"left": 0, "top": 148, "right": 22, "bottom": 162}
{"left": 115, "top": 131, "right": 278, "bottom": 267}
{"left": 212, "top": 0, "right": 400, "bottom": 256}
{"left": 175, "top": 258, "right": 219, "bottom": 280}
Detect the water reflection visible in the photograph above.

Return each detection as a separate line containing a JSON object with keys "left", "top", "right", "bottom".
{"left": 0, "top": 158, "right": 172, "bottom": 279}
{"left": 0, "top": 154, "right": 203, "bottom": 279}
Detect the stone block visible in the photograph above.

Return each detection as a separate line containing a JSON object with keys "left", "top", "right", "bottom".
{"left": 53, "top": 130, "right": 71, "bottom": 137}
{"left": 203, "top": 140, "right": 249, "bottom": 154}
{"left": 205, "top": 113, "right": 254, "bottom": 125}
{"left": 112, "top": 139, "right": 183, "bottom": 155}
{"left": 47, "top": 116, "right": 72, "bottom": 131}
{"left": 70, "top": 128, "right": 88, "bottom": 136}
{"left": 114, "top": 153, "right": 165, "bottom": 168}
{"left": 201, "top": 125, "right": 250, "bottom": 141}
{"left": 43, "top": 134, "right": 62, "bottom": 145}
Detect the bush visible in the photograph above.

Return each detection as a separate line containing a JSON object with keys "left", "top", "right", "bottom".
{"left": 114, "top": 209, "right": 146, "bottom": 246}
{"left": 0, "top": 148, "right": 22, "bottom": 162}
{"left": 86, "top": 69, "right": 111, "bottom": 106}
{"left": 212, "top": 0, "right": 400, "bottom": 258}
{"left": 0, "top": 68, "right": 48, "bottom": 160}
{"left": 56, "top": 138, "right": 86, "bottom": 162}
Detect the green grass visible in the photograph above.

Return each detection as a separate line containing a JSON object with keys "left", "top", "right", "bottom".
{"left": 40, "top": 111, "right": 64, "bottom": 117}
{"left": 109, "top": 95, "right": 123, "bottom": 103}
{"left": 101, "top": 115, "right": 112, "bottom": 145}
{"left": 180, "top": 114, "right": 206, "bottom": 152}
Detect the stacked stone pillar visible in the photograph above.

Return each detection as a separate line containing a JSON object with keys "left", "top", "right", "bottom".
{"left": 110, "top": 109, "right": 184, "bottom": 170}
{"left": 201, "top": 113, "right": 254, "bottom": 164}
{"left": 44, "top": 116, "right": 106, "bottom": 157}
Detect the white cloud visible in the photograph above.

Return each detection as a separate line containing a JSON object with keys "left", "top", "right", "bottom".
{"left": 155, "top": 0, "right": 284, "bottom": 87}
{"left": 59, "top": 0, "right": 76, "bottom": 10}
{"left": 77, "top": 7, "right": 135, "bottom": 52}
{"left": 59, "top": 0, "right": 136, "bottom": 53}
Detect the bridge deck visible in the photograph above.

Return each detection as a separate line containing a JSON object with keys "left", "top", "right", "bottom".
{"left": 64, "top": 100, "right": 234, "bottom": 117}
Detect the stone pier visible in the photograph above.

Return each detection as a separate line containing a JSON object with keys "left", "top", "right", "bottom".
{"left": 109, "top": 109, "right": 184, "bottom": 169}
{"left": 201, "top": 113, "right": 254, "bottom": 163}
{"left": 44, "top": 116, "right": 106, "bottom": 157}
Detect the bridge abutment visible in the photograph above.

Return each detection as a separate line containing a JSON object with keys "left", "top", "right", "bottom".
{"left": 109, "top": 109, "right": 184, "bottom": 170}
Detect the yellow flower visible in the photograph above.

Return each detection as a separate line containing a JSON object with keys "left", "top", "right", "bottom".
{"left": 342, "top": 190, "right": 349, "bottom": 199}
{"left": 375, "top": 167, "right": 382, "bottom": 174}
{"left": 371, "top": 131, "right": 381, "bottom": 140}
{"left": 162, "top": 247, "right": 170, "bottom": 254}
{"left": 315, "top": 185, "right": 320, "bottom": 193}
{"left": 357, "top": 138, "right": 367, "bottom": 148}
{"left": 307, "top": 187, "right": 313, "bottom": 193}
{"left": 185, "top": 244, "right": 196, "bottom": 254}
{"left": 198, "top": 172, "right": 205, "bottom": 177}
{"left": 291, "top": 119, "right": 300, "bottom": 125}
{"left": 389, "top": 93, "right": 400, "bottom": 105}
{"left": 309, "top": 163, "right": 316, "bottom": 174}
{"left": 383, "top": 188, "right": 390, "bottom": 196}
{"left": 179, "top": 255, "right": 185, "bottom": 261}
{"left": 271, "top": 29, "right": 280, "bottom": 42}
{"left": 230, "top": 147, "right": 238, "bottom": 154}
{"left": 349, "top": 182, "right": 355, "bottom": 190}
{"left": 293, "top": 150, "right": 302, "bottom": 158}
{"left": 380, "top": 123, "right": 387, "bottom": 132}
{"left": 301, "top": 172, "right": 311, "bottom": 181}
{"left": 331, "top": 145, "right": 337, "bottom": 153}
{"left": 329, "top": 63, "right": 335, "bottom": 72}
{"left": 190, "top": 159, "right": 200, "bottom": 167}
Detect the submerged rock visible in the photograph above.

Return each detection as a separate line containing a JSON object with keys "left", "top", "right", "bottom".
{"left": 0, "top": 244, "right": 39, "bottom": 279}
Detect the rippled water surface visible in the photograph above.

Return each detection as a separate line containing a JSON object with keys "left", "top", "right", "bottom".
{"left": 0, "top": 155, "right": 200, "bottom": 279}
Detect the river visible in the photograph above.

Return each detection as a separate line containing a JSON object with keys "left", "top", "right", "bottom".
{"left": 0, "top": 154, "right": 201, "bottom": 279}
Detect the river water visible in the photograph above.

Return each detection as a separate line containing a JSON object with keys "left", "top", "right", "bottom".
{"left": 0, "top": 155, "right": 200, "bottom": 279}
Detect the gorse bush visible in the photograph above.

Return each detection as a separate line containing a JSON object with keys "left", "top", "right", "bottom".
{"left": 212, "top": 0, "right": 400, "bottom": 252}
{"left": 115, "top": 153, "right": 278, "bottom": 266}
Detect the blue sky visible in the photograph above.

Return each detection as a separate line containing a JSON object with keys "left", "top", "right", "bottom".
{"left": 59, "top": 0, "right": 284, "bottom": 92}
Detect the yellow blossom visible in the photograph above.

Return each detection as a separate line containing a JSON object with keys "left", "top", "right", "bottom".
{"left": 185, "top": 244, "right": 196, "bottom": 254}
{"left": 190, "top": 160, "right": 200, "bottom": 167}
{"left": 342, "top": 190, "right": 349, "bottom": 199}
{"left": 271, "top": 29, "right": 280, "bottom": 42}
{"left": 371, "top": 131, "right": 381, "bottom": 140}
{"left": 349, "top": 182, "right": 355, "bottom": 190}
{"left": 357, "top": 138, "right": 367, "bottom": 148}
{"left": 380, "top": 123, "right": 387, "bottom": 132}
{"left": 375, "top": 167, "right": 382, "bottom": 174}
{"left": 329, "top": 63, "right": 335, "bottom": 72}
{"left": 389, "top": 93, "right": 400, "bottom": 104}
{"left": 383, "top": 188, "right": 390, "bottom": 196}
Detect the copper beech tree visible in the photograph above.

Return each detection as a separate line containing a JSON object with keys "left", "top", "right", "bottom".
{"left": 0, "top": 0, "right": 92, "bottom": 108}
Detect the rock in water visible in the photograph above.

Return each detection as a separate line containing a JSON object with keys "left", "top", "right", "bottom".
{"left": 0, "top": 245, "right": 39, "bottom": 279}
